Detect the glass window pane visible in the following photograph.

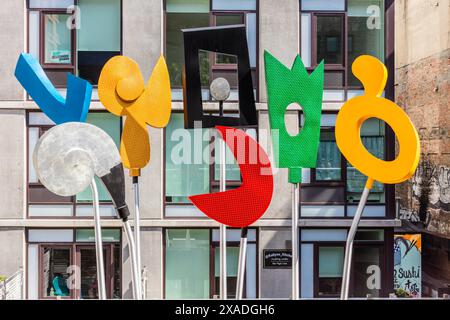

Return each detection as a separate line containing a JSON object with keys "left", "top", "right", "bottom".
{"left": 44, "top": 14, "right": 72, "bottom": 64}
{"left": 165, "top": 229, "right": 210, "bottom": 299}
{"left": 79, "top": 247, "right": 107, "bottom": 299}
{"left": 165, "top": 114, "right": 210, "bottom": 203}
{"left": 214, "top": 246, "right": 242, "bottom": 299}
{"left": 166, "top": 13, "right": 210, "bottom": 87}
{"left": 166, "top": 0, "right": 210, "bottom": 13}
{"left": 42, "top": 247, "right": 71, "bottom": 297}
{"left": 352, "top": 247, "right": 381, "bottom": 297}
{"left": 29, "top": 0, "right": 74, "bottom": 9}
{"left": 28, "top": 127, "right": 39, "bottom": 183}
{"left": 316, "top": 131, "right": 341, "bottom": 181}
{"left": 77, "top": 0, "right": 120, "bottom": 51}
{"left": 76, "top": 229, "right": 121, "bottom": 242}
{"left": 318, "top": 246, "right": 344, "bottom": 297}
{"left": 301, "top": 13, "right": 312, "bottom": 67}
{"left": 76, "top": 113, "right": 121, "bottom": 202}
{"left": 347, "top": 119, "right": 385, "bottom": 203}
{"left": 246, "top": 13, "right": 257, "bottom": 68}
{"left": 316, "top": 16, "right": 343, "bottom": 65}
{"left": 29, "top": 11, "right": 40, "bottom": 59}
{"left": 77, "top": 0, "right": 121, "bottom": 84}
{"left": 28, "top": 229, "right": 73, "bottom": 242}
{"left": 212, "top": 0, "right": 256, "bottom": 11}
{"left": 348, "top": 0, "right": 385, "bottom": 86}
{"left": 215, "top": 15, "right": 243, "bottom": 65}
{"left": 302, "top": 0, "right": 345, "bottom": 11}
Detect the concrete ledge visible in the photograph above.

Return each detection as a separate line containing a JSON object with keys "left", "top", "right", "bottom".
{"left": 0, "top": 218, "right": 402, "bottom": 228}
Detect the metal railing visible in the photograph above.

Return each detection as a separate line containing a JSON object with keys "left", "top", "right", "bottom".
{"left": 0, "top": 268, "right": 24, "bottom": 300}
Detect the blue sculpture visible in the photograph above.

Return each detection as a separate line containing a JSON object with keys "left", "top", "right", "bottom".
{"left": 15, "top": 53, "right": 92, "bottom": 124}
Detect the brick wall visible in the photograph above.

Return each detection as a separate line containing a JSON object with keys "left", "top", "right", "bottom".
{"left": 396, "top": 48, "right": 450, "bottom": 237}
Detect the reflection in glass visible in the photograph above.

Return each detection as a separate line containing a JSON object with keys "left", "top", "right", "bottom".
{"left": 316, "top": 16, "right": 343, "bottom": 65}
{"left": 346, "top": 118, "right": 385, "bottom": 203}
{"left": 166, "top": 13, "right": 210, "bottom": 87}
{"left": 165, "top": 229, "right": 210, "bottom": 299}
{"left": 318, "top": 246, "right": 344, "bottom": 297}
{"left": 214, "top": 247, "right": 239, "bottom": 299}
{"left": 347, "top": 0, "right": 385, "bottom": 86}
{"left": 80, "top": 247, "right": 107, "bottom": 299}
{"left": 42, "top": 247, "right": 71, "bottom": 297}
{"left": 316, "top": 131, "right": 341, "bottom": 181}
{"left": 352, "top": 247, "right": 381, "bottom": 297}
{"left": 44, "top": 14, "right": 71, "bottom": 64}
{"left": 165, "top": 114, "right": 210, "bottom": 203}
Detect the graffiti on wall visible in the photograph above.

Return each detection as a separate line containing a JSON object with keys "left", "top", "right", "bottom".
{"left": 394, "top": 234, "right": 422, "bottom": 297}
{"left": 412, "top": 161, "right": 450, "bottom": 211}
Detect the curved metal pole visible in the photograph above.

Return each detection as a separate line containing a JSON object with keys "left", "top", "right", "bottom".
{"left": 291, "top": 183, "right": 300, "bottom": 300}
{"left": 90, "top": 179, "right": 107, "bottom": 300}
{"left": 124, "top": 220, "right": 142, "bottom": 300}
{"left": 341, "top": 179, "right": 373, "bottom": 300}
{"left": 236, "top": 227, "right": 248, "bottom": 300}
{"left": 133, "top": 177, "right": 142, "bottom": 298}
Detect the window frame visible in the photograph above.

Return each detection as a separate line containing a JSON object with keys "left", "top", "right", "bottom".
{"left": 300, "top": 112, "right": 388, "bottom": 215}
{"left": 163, "top": 112, "right": 258, "bottom": 210}
{"left": 163, "top": 0, "right": 259, "bottom": 101}
{"left": 26, "top": 0, "right": 123, "bottom": 90}
{"left": 301, "top": 0, "right": 387, "bottom": 100}
{"left": 26, "top": 111, "right": 122, "bottom": 219}
{"left": 28, "top": 227, "right": 122, "bottom": 300}
{"left": 162, "top": 227, "right": 259, "bottom": 299}
{"left": 299, "top": 227, "right": 387, "bottom": 298}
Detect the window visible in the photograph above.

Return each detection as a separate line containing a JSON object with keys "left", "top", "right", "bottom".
{"left": 164, "top": 228, "right": 257, "bottom": 299}
{"left": 27, "top": 228, "right": 121, "bottom": 299}
{"left": 165, "top": 0, "right": 258, "bottom": 101}
{"left": 348, "top": 0, "right": 385, "bottom": 87}
{"left": 165, "top": 113, "right": 246, "bottom": 207}
{"left": 165, "top": 229, "right": 210, "bottom": 299}
{"left": 346, "top": 118, "right": 385, "bottom": 204}
{"left": 315, "top": 130, "right": 342, "bottom": 181}
{"left": 318, "top": 246, "right": 344, "bottom": 297}
{"left": 27, "top": 0, "right": 121, "bottom": 87}
{"left": 300, "top": 228, "right": 385, "bottom": 298}
{"left": 301, "top": 0, "right": 385, "bottom": 99}
{"left": 27, "top": 112, "right": 121, "bottom": 217}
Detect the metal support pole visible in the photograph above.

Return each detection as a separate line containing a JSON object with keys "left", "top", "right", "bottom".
{"left": 341, "top": 183, "right": 372, "bottom": 300}
{"left": 291, "top": 183, "right": 300, "bottom": 300}
{"left": 133, "top": 176, "right": 142, "bottom": 298}
{"left": 124, "top": 220, "right": 142, "bottom": 300}
{"left": 217, "top": 100, "right": 227, "bottom": 300}
{"left": 90, "top": 179, "right": 107, "bottom": 300}
{"left": 219, "top": 130, "right": 227, "bottom": 300}
{"left": 236, "top": 227, "right": 248, "bottom": 300}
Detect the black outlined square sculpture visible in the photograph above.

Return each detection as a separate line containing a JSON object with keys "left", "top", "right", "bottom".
{"left": 182, "top": 25, "right": 257, "bottom": 129}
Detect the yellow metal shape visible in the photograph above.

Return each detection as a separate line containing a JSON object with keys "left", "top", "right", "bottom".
{"left": 335, "top": 55, "right": 420, "bottom": 186}
{"left": 98, "top": 55, "right": 171, "bottom": 176}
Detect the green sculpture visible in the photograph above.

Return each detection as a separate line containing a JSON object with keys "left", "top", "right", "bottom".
{"left": 264, "top": 50, "right": 324, "bottom": 183}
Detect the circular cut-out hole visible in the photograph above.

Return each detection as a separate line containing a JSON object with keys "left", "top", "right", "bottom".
{"left": 285, "top": 103, "right": 303, "bottom": 137}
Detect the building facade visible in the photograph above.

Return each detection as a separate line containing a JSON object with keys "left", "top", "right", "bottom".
{"left": 395, "top": 0, "right": 450, "bottom": 297}
{"left": 0, "top": 0, "right": 399, "bottom": 299}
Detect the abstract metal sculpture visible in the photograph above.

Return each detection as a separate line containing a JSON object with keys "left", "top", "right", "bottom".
{"left": 98, "top": 55, "right": 172, "bottom": 299}
{"left": 15, "top": 53, "right": 92, "bottom": 124}
{"left": 182, "top": 25, "right": 257, "bottom": 129}
{"left": 33, "top": 122, "right": 136, "bottom": 300}
{"left": 335, "top": 55, "right": 420, "bottom": 300}
{"left": 264, "top": 51, "right": 324, "bottom": 299}
{"left": 190, "top": 126, "right": 274, "bottom": 299}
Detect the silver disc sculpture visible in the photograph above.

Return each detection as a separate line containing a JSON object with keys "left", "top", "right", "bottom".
{"left": 33, "top": 122, "right": 139, "bottom": 300}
